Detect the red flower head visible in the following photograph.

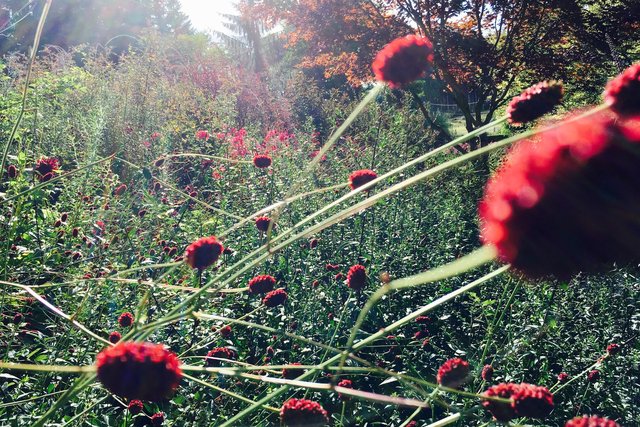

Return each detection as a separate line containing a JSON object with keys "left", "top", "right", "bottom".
{"left": 606, "top": 343, "right": 620, "bottom": 355}
{"left": 587, "top": 370, "right": 600, "bottom": 382}
{"left": 128, "top": 399, "right": 144, "bottom": 414}
{"left": 506, "top": 81, "right": 564, "bottom": 126}
{"left": 565, "top": 416, "right": 621, "bottom": 427}
{"left": 348, "top": 169, "right": 377, "bottom": 190}
{"left": 255, "top": 216, "right": 273, "bottom": 232}
{"left": 184, "top": 236, "right": 223, "bottom": 270}
{"left": 118, "top": 312, "right": 134, "bottom": 328}
{"left": 337, "top": 379, "right": 353, "bottom": 401}
{"left": 196, "top": 130, "right": 209, "bottom": 140}
{"left": 248, "top": 274, "right": 276, "bottom": 294}
{"left": 325, "top": 263, "right": 339, "bottom": 271}
{"left": 512, "top": 383, "right": 554, "bottom": 419}
{"left": 280, "top": 398, "right": 329, "bottom": 427}
{"left": 282, "top": 362, "right": 304, "bottom": 379}
{"left": 263, "top": 289, "right": 288, "bottom": 307}
{"left": 436, "top": 358, "right": 470, "bottom": 388}
{"left": 151, "top": 412, "right": 165, "bottom": 426}
{"left": 604, "top": 63, "right": 640, "bottom": 116}
{"left": 346, "top": 264, "right": 367, "bottom": 291}
{"left": 114, "top": 184, "right": 127, "bottom": 196}
{"left": 219, "top": 325, "right": 232, "bottom": 338}
{"left": 108, "top": 331, "right": 122, "bottom": 343}
{"left": 372, "top": 35, "right": 434, "bottom": 89}
{"left": 34, "top": 157, "right": 59, "bottom": 182}
{"left": 150, "top": 132, "right": 161, "bottom": 140}
{"left": 482, "top": 382, "right": 520, "bottom": 422}
{"left": 253, "top": 154, "right": 272, "bottom": 168}
{"left": 481, "top": 364, "right": 494, "bottom": 382}
{"left": 479, "top": 113, "right": 640, "bottom": 279}
{"left": 415, "top": 315, "right": 430, "bottom": 324}
{"left": 7, "top": 164, "right": 18, "bottom": 179}
{"left": 558, "top": 372, "right": 570, "bottom": 383}
{"left": 95, "top": 342, "right": 182, "bottom": 401}
{"left": 205, "top": 347, "right": 236, "bottom": 367}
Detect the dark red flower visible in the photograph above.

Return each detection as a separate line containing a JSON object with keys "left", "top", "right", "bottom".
{"left": 334, "top": 272, "right": 345, "bottom": 281}
{"left": 565, "top": 415, "right": 621, "bottom": 427}
{"left": 128, "top": 399, "right": 144, "bottom": 414}
{"left": 606, "top": 343, "right": 620, "bottom": 355}
{"left": 95, "top": 342, "right": 182, "bottom": 401}
{"left": 479, "top": 113, "right": 640, "bottom": 278}
{"left": 604, "top": 63, "right": 640, "bottom": 116}
{"left": 219, "top": 325, "right": 232, "bottom": 338}
{"left": 346, "top": 264, "right": 367, "bottom": 290}
{"left": 558, "top": 372, "right": 570, "bottom": 383}
{"left": 325, "top": 263, "right": 339, "bottom": 271}
{"left": 7, "top": 164, "right": 18, "bottom": 179}
{"left": 34, "top": 157, "right": 59, "bottom": 182}
{"left": 253, "top": 154, "right": 272, "bottom": 168}
{"left": 282, "top": 362, "right": 304, "bottom": 379}
{"left": 482, "top": 365, "right": 494, "bottom": 382}
{"left": 114, "top": 184, "right": 127, "bottom": 196}
{"left": 348, "top": 169, "right": 377, "bottom": 190}
{"left": 263, "top": 289, "right": 288, "bottom": 307}
{"left": 151, "top": 412, "right": 165, "bottom": 426}
{"left": 255, "top": 216, "right": 273, "bottom": 232}
{"left": 118, "top": 312, "right": 134, "bottom": 328}
{"left": 406, "top": 422, "right": 417, "bottom": 427}
{"left": 61, "top": 212, "right": 68, "bottom": 222}
{"left": 512, "top": 383, "right": 554, "bottom": 419}
{"left": 13, "top": 313, "right": 23, "bottom": 324}
{"left": 587, "top": 370, "right": 600, "bottom": 382}
{"left": 184, "top": 236, "right": 223, "bottom": 270}
{"left": 415, "top": 315, "right": 430, "bottom": 324}
{"left": 437, "top": 358, "right": 470, "bottom": 388}
{"left": 205, "top": 347, "right": 236, "bottom": 367}
{"left": 482, "top": 383, "right": 520, "bottom": 422}
{"left": 248, "top": 274, "right": 276, "bottom": 294}
{"left": 372, "top": 35, "right": 434, "bottom": 89}
{"left": 337, "top": 379, "right": 353, "bottom": 401}
{"left": 154, "top": 157, "right": 165, "bottom": 167}
{"left": 196, "top": 130, "right": 209, "bottom": 140}
{"left": 280, "top": 398, "right": 329, "bottom": 427}
{"left": 309, "top": 238, "right": 318, "bottom": 249}
{"left": 413, "top": 330, "right": 428, "bottom": 340}
{"left": 506, "top": 81, "right": 564, "bottom": 126}
{"left": 108, "top": 331, "right": 122, "bottom": 343}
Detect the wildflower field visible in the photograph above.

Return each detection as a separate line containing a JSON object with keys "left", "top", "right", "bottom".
{"left": 1, "top": 1, "right": 640, "bottom": 426}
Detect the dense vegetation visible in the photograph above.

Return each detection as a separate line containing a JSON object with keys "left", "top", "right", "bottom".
{"left": 0, "top": 1, "right": 639, "bottom": 426}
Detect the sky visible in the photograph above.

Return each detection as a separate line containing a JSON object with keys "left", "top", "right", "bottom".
{"left": 179, "top": 0, "right": 239, "bottom": 35}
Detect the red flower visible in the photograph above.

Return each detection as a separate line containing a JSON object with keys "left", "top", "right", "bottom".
{"left": 255, "top": 216, "right": 273, "bottom": 232}
{"left": 262, "top": 289, "right": 288, "bottom": 307}
{"left": 413, "top": 330, "right": 428, "bottom": 340}
{"left": 196, "top": 130, "right": 209, "bottom": 140}
{"left": 337, "top": 379, "right": 353, "bottom": 401}
{"left": 282, "top": 362, "right": 304, "bottom": 379}
{"left": 248, "top": 274, "right": 276, "bottom": 294}
{"left": 604, "top": 63, "right": 640, "bottom": 116}
{"left": 334, "top": 272, "right": 345, "bottom": 281}
{"left": 325, "top": 263, "right": 339, "bottom": 271}
{"left": 280, "top": 398, "right": 329, "bottom": 427}
{"left": 479, "top": 113, "right": 640, "bottom": 278}
{"left": 482, "top": 383, "right": 520, "bottom": 422}
{"left": 606, "top": 343, "right": 620, "bottom": 355}
{"left": 482, "top": 364, "right": 494, "bottom": 382}
{"left": 565, "top": 416, "right": 621, "bottom": 427}
{"left": 512, "top": 383, "right": 554, "bottom": 419}
{"left": 253, "top": 154, "right": 272, "bottom": 168}
{"left": 150, "top": 132, "right": 161, "bottom": 140}
{"left": 436, "top": 358, "right": 470, "bottom": 388}
{"left": 346, "top": 264, "right": 367, "bottom": 290}
{"left": 151, "top": 412, "right": 165, "bottom": 426}
{"left": 587, "top": 370, "right": 600, "bottom": 382}
{"left": 118, "top": 312, "right": 134, "bottom": 328}
{"left": 7, "top": 164, "right": 18, "bottom": 179}
{"left": 95, "top": 342, "right": 182, "bottom": 401}
{"left": 506, "top": 81, "right": 564, "bottom": 126}
{"left": 205, "top": 347, "right": 236, "bottom": 367}
{"left": 558, "top": 372, "right": 570, "bottom": 383}
{"left": 184, "top": 236, "right": 223, "bottom": 270}
{"left": 348, "top": 169, "right": 377, "bottom": 190}
{"left": 108, "top": 331, "right": 122, "bottom": 343}
{"left": 372, "top": 35, "right": 434, "bottom": 89}
{"left": 219, "top": 325, "right": 232, "bottom": 338}
{"left": 34, "top": 157, "right": 59, "bottom": 182}
{"left": 415, "top": 315, "right": 430, "bottom": 324}
{"left": 114, "top": 184, "right": 127, "bottom": 196}
{"left": 128, "top": 399, "right": 143, "bottom": 414}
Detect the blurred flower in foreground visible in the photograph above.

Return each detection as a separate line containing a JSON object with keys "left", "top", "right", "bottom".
{"left": 185, "top": 236, "right": 223, "bottom": 270}
{"left": 372, "top": 35, "right": 434, "bottom": 88}
{"left": 506, "top": 81, "right": 564, "bottom": 126}
{"left": 604, "top": 62, "right": 640, "bottom": 116}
